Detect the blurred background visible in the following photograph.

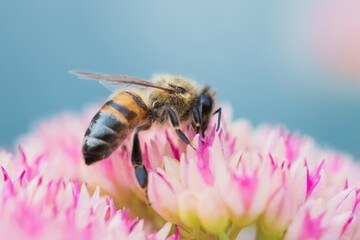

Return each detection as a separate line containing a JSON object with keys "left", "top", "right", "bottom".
{"left": 0, "top": 1, "right": 359, "bottom": 158}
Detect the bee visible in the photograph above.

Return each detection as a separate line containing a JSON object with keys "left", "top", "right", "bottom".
{"left": 71, "top": 71, "right": 221, "bottom": 189}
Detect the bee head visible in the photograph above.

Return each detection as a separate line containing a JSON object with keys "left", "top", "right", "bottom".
{"left": 149, "top": 74, "right": 199, "bottom": 121}
{"left": 152, "top": 74, "right": 198, "bottom": 99}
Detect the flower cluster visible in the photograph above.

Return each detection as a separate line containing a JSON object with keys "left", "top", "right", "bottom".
{"left": 0, "top": 131, "right": 178, "bottom": 239}
{"left": 2, "top": 106, "right": 360, "bottom": 239}
{"left": 143, "top": 120, "right": 360, "bottom": 239}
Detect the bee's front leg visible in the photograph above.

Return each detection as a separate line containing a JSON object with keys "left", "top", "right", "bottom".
{"left": 192, "top": 106, "right": 201, "bottom": 134}
{"left": 166, "top": 107, "right": 195, "bottom": 150}
{"left": 213, "top": 107, "right": 222, "bottom": 132}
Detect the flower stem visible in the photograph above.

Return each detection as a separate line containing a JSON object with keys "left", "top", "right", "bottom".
{"left": 255, "top": 223, "right": 282, "bottom": 240}
{"left": 218, "top": 232, "right": 230, "bottom": 240}
{"left": 227, "top": 223, "right": 243, "bottom": 240}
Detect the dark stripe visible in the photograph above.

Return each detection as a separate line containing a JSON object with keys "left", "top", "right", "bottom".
{"left": 82, "top": 138, "right": 110, "bottom": 155}
{"left": 126, "top": 92, "right": 148, "bottom": 111}
{"left": 106, "top": 100, "right": 137, "bottom": 121}
{"left": 89, "top": 112, "right": 128, "bottom": 133}
{"left": 89, "top": 127, "right": 119, "bottom": 143}
{"left": 82, "top": 140, "right": 111, "bottom": 165}
{"left": 99, "top": 114, "right": 128, "bottom": 132}
{"left": 83, "top": 152, "right": 103, "bottom": 165}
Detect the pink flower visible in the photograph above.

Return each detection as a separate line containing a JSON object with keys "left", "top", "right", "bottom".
{"left": 142, "top": 110, "right": 360, "bottom": 239}
{"left": 0, "top": 150, "right": 178, "bottom": 240}
{"left": 4, "top": 105, "right": 360, "bottom": 239}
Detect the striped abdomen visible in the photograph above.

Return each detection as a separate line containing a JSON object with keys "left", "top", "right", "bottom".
{"left": 83, "top": 91, "right": 148, "bottom": 165}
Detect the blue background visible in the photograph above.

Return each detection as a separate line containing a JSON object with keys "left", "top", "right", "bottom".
{"left": 0, "top": 1, "right": 359, "bottom": 158}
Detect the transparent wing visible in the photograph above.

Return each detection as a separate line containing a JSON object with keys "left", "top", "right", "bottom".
{"left": 98, "top": 80, "right": 146, "bottom": 92}
{"left": 70, "top": 71, "right": 174, "bottom": 93}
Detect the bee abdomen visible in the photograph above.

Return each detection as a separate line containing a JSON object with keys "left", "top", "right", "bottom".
{"left": 83, "top": 112, "right": 129, "bottom": 165}
{"left": 82, "top": 91, "right": 148, "bottom": 165}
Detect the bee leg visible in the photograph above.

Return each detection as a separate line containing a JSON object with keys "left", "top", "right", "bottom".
{"left": 192, "top": 106, "right": 201, "bottom": 134}
{"left": 193, "top": 106, "right": 205, "bottom": 145}
{"left": 198, "top": 99, "right": 205, "bottom": 138}
{"left": 213, "top": 107, "right": 222, "bottom": 132}
{"left": 132, "top": 132, "right": 148, "bottom": 189}
{"left": 132, "top": 123, "right": 152, "bottom": 189}
{"left": 167, "top": 107, "right": 195, "bottom": 150}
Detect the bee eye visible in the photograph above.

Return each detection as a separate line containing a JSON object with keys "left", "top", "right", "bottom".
{"left": 175, "top": 87, "right": 186, "bottom": 94}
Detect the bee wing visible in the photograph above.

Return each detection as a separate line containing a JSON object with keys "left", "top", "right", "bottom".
{"left": 98, "top": 80, "right": 148, "bottom": 93}
{"left": 70, "top": 71, "right": 175, "bottom": 93}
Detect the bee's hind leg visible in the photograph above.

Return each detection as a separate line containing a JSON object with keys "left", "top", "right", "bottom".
{"left": 132, "top": 123, "right": 152, "bottom": 190}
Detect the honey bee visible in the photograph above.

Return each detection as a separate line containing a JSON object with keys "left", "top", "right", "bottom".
{"left": 71, "top": 71, "right": 221, "bottom": 189}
